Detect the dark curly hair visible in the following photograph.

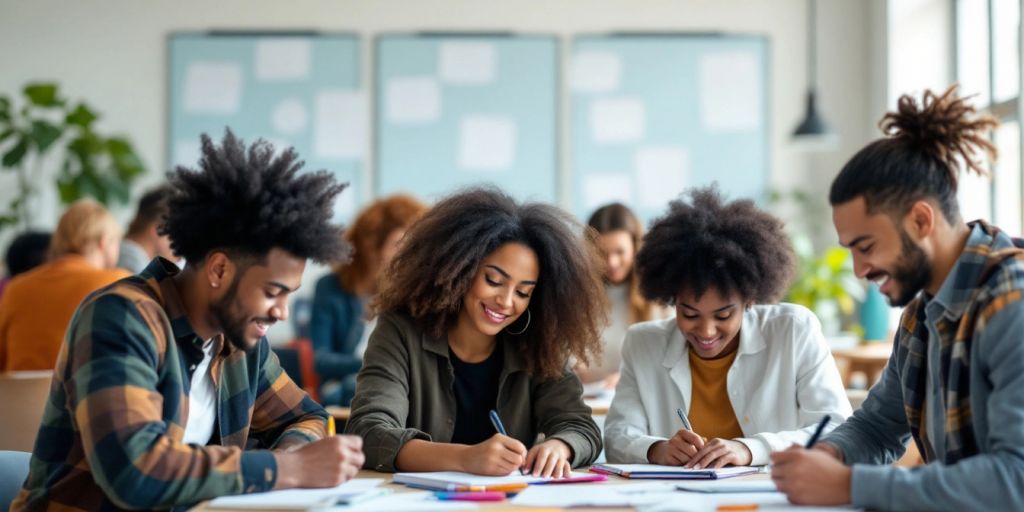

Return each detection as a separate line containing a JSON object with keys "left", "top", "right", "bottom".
{"left": 635, "top": 186, "right": 795, "bottom": 305}
{"left": 374, "top": 187, "right": 608, "bottom": 380}
{"left": 830, "top": 85, "right": 999, "bottom": 222}
{"left": 162, "top": 130, "right": 351, "bottom": 265}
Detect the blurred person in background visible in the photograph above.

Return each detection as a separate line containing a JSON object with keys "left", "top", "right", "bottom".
{"left": 118, "top": 184, "right": 176, "bottom": 273}
{"left": 0, "top": 230, "right": 51, "bottom": 302}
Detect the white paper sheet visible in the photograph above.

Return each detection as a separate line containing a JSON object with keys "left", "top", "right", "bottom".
{"left": 583, "top": 173, "right": 633, "bottom": 210}
{"left": 634, "top": 146, "right": 688, "bottom": 208}
{"left": 571, "top": 51, "right": 623, "bottom": 93}
{"left": 699, "top": 51, "right": 762, "bottom": 132}
{"left": 334, "top": 490, "right": 479, "bottom": 511}
{"left": 512, "top": 482, "right": 677, "bottom": 507}
{"left": 439, "top": 42, "right": 497, "bottom": 85}
{"left": 457, "top": 116, "right": 517, "bottom": 171}
{"left": 591, "top": 97, "right": 646, "bottom": 143}
{"left": 183, "top": 62, "right": 242, "bottom": 114}
{"left": 271, "top": 97, "right": 308, "bottom": 135}
{"left": 208, "top": 478, "right": 385, "bottom": 509}
{"left": 314, "top": 90, "right": 367, "bottom": 159}
{"left": 255, "top": 38, "right": 312, "bottom": 81}
{"left": 677, "top": 480, "right": 778, "bottom": 493}
{"left": 173, "top": 139, "right": 201, "bottom": 168}
{"left": 386, "top": 76, "right": 441, "bottom": 125}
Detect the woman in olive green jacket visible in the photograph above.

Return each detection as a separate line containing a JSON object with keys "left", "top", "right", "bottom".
{"left": 346, "top": 188, "right": 608, "bottom": 478}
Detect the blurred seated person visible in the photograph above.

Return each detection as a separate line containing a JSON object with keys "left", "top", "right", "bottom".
{"left": 310, "top": 194, "right": 427, "bottom": 405}
{"left": 118, "top": 184, "right": 175, "bottom": 273}
{"left": 0, "top": 231, "right": 51, "bottom": 302}
{"left": 0, "top": 199, "right": 130, "bottom": 371}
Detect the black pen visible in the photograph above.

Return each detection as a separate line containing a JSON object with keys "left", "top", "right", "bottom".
{"left": 805, "top": 415, "right": 831, "bottom": 448}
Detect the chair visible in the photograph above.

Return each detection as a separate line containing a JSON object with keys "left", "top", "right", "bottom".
{"left": 0, "top": 451, "right": 31, "bottom": 509}
{"left": 0, "top": 371, "right": 52, "bottom": 452}
{"left": 273, "top": 340, "right": 320, "bottom": 402}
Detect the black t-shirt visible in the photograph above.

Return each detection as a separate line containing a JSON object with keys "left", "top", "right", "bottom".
{"left": 449, "top": 344, "right": 504, "bottom": 445}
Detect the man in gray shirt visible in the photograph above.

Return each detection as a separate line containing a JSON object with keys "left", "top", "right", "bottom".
{"left": 118, "top": 184, "right": 176, "bottom": 273}
{"left": 771, "top": 87, "right": 1024, "bottom": 509}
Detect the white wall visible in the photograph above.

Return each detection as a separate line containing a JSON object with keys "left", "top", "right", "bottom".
{"left": 0, "top": 0, "right": 885, "bottom": 341}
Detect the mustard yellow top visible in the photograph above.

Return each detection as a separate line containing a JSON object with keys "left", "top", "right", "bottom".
{"left": 687, "top": 348, "right": 744, "bottom": 440}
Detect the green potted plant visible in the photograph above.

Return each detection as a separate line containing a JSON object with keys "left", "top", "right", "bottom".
{"left": 0, "top": 82, "right": 146, "bottom": 232}
{"left": 784, "top": 234, "right": 864, "bottom": 336}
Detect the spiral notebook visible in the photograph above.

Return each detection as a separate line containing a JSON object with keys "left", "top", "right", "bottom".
{"left": 589, "top": 463, "right": 760, "bottom": 480}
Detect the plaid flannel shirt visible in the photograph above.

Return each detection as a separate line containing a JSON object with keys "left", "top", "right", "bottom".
{"left": 12, "top": 257, "right": 328, "bottom": 511}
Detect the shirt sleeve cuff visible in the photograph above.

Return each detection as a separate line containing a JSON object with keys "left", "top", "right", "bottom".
{"left": 369, "top": 428, "right": 432, "bottom": 473}
{"left": 735, "top": 437, "right": 771, "bottom": 466}
{"left": 851, "top": 463, "right": 893, "bottom": 509}
{"left": 548, "top": 431, "right": 592, "bottom": 467}
{"left": 239, "top": 450, "right": 278, "bottom": 494}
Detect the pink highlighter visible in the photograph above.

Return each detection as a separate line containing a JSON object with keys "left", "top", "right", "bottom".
{"left": 435, "top": 491, "right": 507, "bottom": 502}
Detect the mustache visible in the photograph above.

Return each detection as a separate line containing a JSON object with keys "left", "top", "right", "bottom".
{"left": 865, "top": 271, "right": 888, "bottom": 282}
{"left": 253, "top": 317, "right": 276, "bottom": 325}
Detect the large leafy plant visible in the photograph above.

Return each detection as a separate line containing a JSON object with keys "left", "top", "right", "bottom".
{"left": 0, "top": 83, "right": 146, "bottom": 231}
{"left": 785, "top": 235, "right": 864, "bottom": 334}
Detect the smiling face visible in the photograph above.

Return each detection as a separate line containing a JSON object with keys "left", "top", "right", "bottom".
{"left": 833, "top": 197, "right": 933, "bottom": 307}
{"left": 675, "top": 287, "right": 744, "bottom": 360}
{"left": 597, "top": 230, "right": 636, "bottom": 285}
{"left": 458, "top": 242, "right": 539, "bottom": 338}
{"left": 210, "top": 248, "right": 306, "bottom": 351}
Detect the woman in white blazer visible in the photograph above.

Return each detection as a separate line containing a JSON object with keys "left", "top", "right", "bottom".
{"left": 604, "top": 187, "right": 851, "bottom": 469}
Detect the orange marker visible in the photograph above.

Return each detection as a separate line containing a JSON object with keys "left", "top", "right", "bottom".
{"left": 717, "top": 505, "right": 758, "bottom": 511}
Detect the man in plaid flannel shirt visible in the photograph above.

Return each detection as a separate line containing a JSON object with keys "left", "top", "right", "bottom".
{"left": 771, "top": 87, "right": 1024, "bottom": 509}
{"left": 12, "top": 130, "right": 365, "bottom": 511}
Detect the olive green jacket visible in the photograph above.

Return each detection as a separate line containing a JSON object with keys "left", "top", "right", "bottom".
{"left": 346, "top": 311, "right": 602, "bottom": 472}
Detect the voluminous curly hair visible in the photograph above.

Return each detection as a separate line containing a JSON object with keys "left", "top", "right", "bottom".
{"left": 830, "top": 84, "right": 999, "bottom": 222}
{"left": 374, "top": 187, "right": 608, "bottom": 380}
{"left": 162, "top": 130, "right": 351, "bottom": 265}
{"left": 336, "top": 194, "right": 428, "bottom": 294}
{"left": 635, "top": 186, "right": 795, "bottom": 305}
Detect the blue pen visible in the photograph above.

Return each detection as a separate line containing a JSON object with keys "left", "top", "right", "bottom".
{"left": 489, "top": 409, "right": 508, "bottom": 435}
{"left": 805, "top": 415, "right": 831, "bottom": 448}
{"left": 676, "top": 407, "right": 694, "bottom": 431}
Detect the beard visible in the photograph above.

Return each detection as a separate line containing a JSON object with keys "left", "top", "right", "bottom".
{"left": 210, "top": 277, "right": 266, "bottom": 352}
{"left": 887, "top": 230, "right": 933, "bottom": 307}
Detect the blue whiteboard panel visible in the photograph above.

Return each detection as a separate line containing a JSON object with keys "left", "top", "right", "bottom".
{"left": 570, "top": 35, "right": 770, "bottom": 224}
{"left": 168, "top": 33, "right": 364, "bottom": 222}
{"left": 376, "top": 34, "right": 557, "bottom": 204}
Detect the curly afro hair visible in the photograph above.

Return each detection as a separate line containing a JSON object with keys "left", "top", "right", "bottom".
{"left": 161, "top": 130, "right": 351, "bottom": 265}
{"left": 635, "top": 186, "right": 795, "bottom": 305}
{"left": 374, "top": 187, "right": 608, "bottom": 380}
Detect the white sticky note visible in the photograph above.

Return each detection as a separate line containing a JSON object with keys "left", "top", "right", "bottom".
{"left": 334, "top": 177, "right": 357, "bottom": 221}
{"left": 571, "top": 52, "right": 622, "bottom": 93}
{"left": 458, "top": 116, "right": 517, "bottom": 171}
{"left": 439, "top": 42, "right": 497, "bottom": 85}
{"left": 255, "top": 38, "right": 311, "bottom": 81}
{"left": 634, "top": 146, "right": 688, "bottom": 208}
{"left": 271, "top": 98, "right": 308, "bottom": 135}
{"left": 386, "top": 77, "right": 441, "bottom": 125}
{"left": 699, "top": 52, "right": 762, "bottom": 132}
{"left": 584, "top": 174, "right": 633, "bottom": 210}
{"left": 314, "top": 90, "right": 367, "bottom": 159}
{"left": 183, "top": 62, "right": 242, "bottom": 114}
{"left": 173, "top": 139, "right": 201, "bottom": 168}
{"left": 591, "top": 98, "right": 646, "bottom": 143}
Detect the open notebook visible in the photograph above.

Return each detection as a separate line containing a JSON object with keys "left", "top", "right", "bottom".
{"left": 393, "top": 470, "right": 606, "bottom": 491}
{"left": 590, "top": 463, "right": 760, "bottom": 480}
{"left": 207, "top": 478, "right": 388, "bottom": 509}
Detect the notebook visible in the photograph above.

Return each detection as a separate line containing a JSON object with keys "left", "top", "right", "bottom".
{"left": 589, "top": 463, "right": 760, "bottom": 480}
{"left": 207, "top": 478, "right": 388, "bottom": 509}
{"left": 392, "top": 470, "right": 606, "bottom": 491}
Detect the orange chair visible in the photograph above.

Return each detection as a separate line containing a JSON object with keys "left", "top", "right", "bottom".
{"left": 286, "top": 338, "right": 320, "bottom": 402}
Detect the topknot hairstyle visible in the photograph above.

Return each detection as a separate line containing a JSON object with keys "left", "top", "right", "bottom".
{"left": 374, "top": 187, "right": 607, "bottom": 380}
{"left": 162, "top": 130, "right": 351, "bottom": 265}
{"left": 635, "top": 186, "right": 796, "bottom": 305}
{"left": 830, "top": 85, "right": 999, "bottom": 222}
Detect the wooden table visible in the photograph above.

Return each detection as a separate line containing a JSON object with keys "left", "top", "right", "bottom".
{"left": 832, "top": 342, "right": 893, "bottom": 389}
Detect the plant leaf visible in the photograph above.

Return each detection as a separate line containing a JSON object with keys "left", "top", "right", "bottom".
{"left": 56, "top": 178, "right": 77, "bottom": 204}
{"left": 65, "top": 103, "right": 97, "bottom": 128}
{"left": 23, "top": 83, "right": 61, "bottom": 107}
{"left": 0, "top": 127, "right": 15, "bottom": 145}
{"left": 2, "top": 136, "right": 28, "bottom": 167}
{"left": 30, "top": 120, "right": 63, "bottom": 153}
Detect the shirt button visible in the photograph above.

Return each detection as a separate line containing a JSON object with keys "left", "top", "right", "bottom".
{"left": 190, "top": 364, "right": 197, "bottom": 371}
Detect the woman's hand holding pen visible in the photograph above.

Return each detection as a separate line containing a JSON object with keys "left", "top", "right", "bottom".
{"left": 459, "top": 434, "right": 527, "bottom": 476}
{"left": 523, "top": 438, "right": 572, "bottom": 478}
{"left": 684, "top": 438, "right": 752, "bottom": 469}
{"left": 647, "top": 428, "right": 706, "bottom": 465}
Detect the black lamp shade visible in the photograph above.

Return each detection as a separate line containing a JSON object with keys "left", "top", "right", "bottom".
{"left": 794, "top": 89, "right": 831, "bottom": 136}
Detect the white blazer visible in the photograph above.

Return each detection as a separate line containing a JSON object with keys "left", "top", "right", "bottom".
{"left": 604, "top": 303, "right": 852, "bottom": 465}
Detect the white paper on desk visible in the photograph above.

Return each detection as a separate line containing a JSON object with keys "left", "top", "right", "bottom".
{"left": 439, "top": 42, "right": 496, "bottom": 85}
{"left": 386, "top": 77, "right": 441, "bottom": 125}
{"left": 183, "top": 62, "right": 242, "bottom": 114}
{"left": 457, "top": 116, "right": 517, "bottom": 171}
{"left": 512, "top": 481, "right": 677, "bottom": 507}
{"left": 208, "top": 478, "right": 385, "bottom": 509}
{"left": 677, "top": 479, "right": 778, "bottom": 493}
{"left": 255, "top": 38, "right": 311, "bottom": 81}
{"left": 591, "top": 97, "right": 646, "bottom": 143}
{"left": 394, "top": 470, "right": 595, "bottom": 489}
{"left": 583, "top": 173, "right": 633, "bottom": 210}
{"left": 699, "top": 51, "right": 762, "bottom": 132}
{"left": 271, "top": 97, "right": 309, "bottom": 135}
{"left": 335, "top": 490, "right": 479, "bottom": 511}
{"left": 571, "top": 51, "right": 622, "bottom": 93}
{"left": 314, "top": 90, "right": 367, "bottom": 159}
{"left": 634, "top": 146, "right": 688, "bottom": 208}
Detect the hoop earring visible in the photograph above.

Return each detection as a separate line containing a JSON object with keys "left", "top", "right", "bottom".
{"left": 506, "top": 309, "right": 531, "bottom": 335}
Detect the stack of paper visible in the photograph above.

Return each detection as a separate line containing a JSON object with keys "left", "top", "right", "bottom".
{"left": 590, "top": 463, "right": 760, "bottom": 480}
{"left": 208, "top": 478, "right": 388, "bottom": 509}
